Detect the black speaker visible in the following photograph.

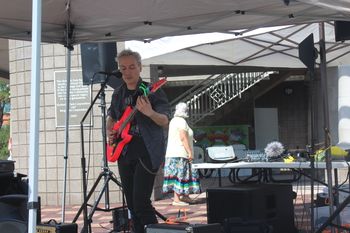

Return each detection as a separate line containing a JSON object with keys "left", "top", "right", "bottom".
{"left": 0, "top": 195, "right": 31, "bottom": 233}
{"left": 80, "top": 42, "right": 118, "bottom": 85}
{"left": 0, "top": 194, "right": 41, "bottom": 225}
{"left": 334, "top": 21, "right": 350, "bottom": 42}
{"left": 207, "top": 184, "right": 297, "bottom": 233}
{"left": 298, "top": 33, "right": 317, "bottom": 73}
{"left": 0, "top": 220, "right": 27, "bottom": 233}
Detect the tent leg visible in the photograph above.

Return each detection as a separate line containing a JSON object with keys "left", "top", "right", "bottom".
{"left": 308, "top": 69, "right": 317, "bottom": 232}
{"left": 28, "top": 0, "right": 42, "bottom": 233}
{"left": 318, "top": 22, "right": 337, "bottom": 233}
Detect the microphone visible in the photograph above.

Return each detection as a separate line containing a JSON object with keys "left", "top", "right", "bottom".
{"left": 98, "top": 70, "right": 122, "bottom": 78}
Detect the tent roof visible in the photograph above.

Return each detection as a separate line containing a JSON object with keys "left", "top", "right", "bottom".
{"left": 142, "top": 22, "right": 350, "bottom": 69}
{"left": 1, "top": 1, "right": 349, "bottom": 78}
{"left": 0, "top": 0, "right": 349, "bottom": 45}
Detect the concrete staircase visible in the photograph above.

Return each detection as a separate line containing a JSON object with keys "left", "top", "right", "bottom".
{"left": 170, "top": 70, "right": 280, "bottom": 125}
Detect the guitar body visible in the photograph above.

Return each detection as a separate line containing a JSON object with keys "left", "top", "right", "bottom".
{"left": 107, "top": 106, "right": 133, "bottom": 162}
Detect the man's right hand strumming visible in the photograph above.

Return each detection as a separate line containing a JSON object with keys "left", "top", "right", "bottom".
{"left": 106, "top": 116, "right": 118, "bottom": 145}
{"left": 107, "top": 130, "right": 116, "bottom": 145}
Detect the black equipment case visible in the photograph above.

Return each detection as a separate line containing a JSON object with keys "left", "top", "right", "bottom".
{"left": 145, "top": 223, "right": 222, "bottom": 233}
{"left": 0, "top": 160, "right": 15, "bottom": 173}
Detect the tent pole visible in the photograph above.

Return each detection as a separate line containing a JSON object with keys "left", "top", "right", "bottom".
{"left": 318, "top": 21, "right": 335, "bottom": 231}
{"left": 28, "top": 0, "right": 42, "bottom": 233}
{"left": 61, "top": 48, "right": 71, "bottom": 222}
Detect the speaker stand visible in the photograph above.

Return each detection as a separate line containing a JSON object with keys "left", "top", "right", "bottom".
{"left": 73, "top": 77, "right": 124, "bottom": 233}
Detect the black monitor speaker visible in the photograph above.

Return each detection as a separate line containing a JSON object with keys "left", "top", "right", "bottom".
{"left": 298, "top": 33, "right": 317, "bottom": 73}
{"left": 0, "top": 220, "right": 27, "bottom": 233}
{"left": 334, "top": 21, "right": 350, "bottom": 42}
{"left": 207, "top": 184, "right": 297, "bottom": 233}
{"left": 81, "top": 42, "right": 118, "bottom": 85}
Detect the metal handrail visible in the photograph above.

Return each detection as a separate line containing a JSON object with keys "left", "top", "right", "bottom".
{"left": 170, "top": 71, "right": 275, "bottom": 125}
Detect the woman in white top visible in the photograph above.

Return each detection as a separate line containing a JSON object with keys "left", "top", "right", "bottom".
{"left": 162, "top": 102, "right": 200, "bottom": 206}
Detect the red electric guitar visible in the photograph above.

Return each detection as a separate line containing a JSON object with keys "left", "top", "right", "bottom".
{"left": 106, "top": 78, "right": 167, "bottom": 162}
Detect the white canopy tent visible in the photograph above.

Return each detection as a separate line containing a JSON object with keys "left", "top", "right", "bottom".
{"left": 142, "top": 22, "right": 350, "bottom": 68}
{"left": 140, "top": 20, "right": 350, "bottom": 233}
{"left": 0, "top": 1, "right": 350, "bottom": 232}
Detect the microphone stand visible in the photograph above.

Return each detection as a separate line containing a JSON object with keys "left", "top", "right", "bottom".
{"left": 73, "top": 74, "right": 124, "bottom": 233}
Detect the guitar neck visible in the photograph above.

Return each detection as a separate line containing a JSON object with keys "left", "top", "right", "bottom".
{"left": 116, "top": 78, "right": 167, "bottom": 134}
{"left": 119, "top": 107, "right": 138, "bottom": 133}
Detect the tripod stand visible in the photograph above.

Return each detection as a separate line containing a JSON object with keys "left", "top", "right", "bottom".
{"left": 73, "top": 76, "right": 124, "bottom": 233}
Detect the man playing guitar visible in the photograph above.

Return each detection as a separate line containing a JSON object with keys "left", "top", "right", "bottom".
{"left": 106, "top": 49, "right": 170, "bottom": 233}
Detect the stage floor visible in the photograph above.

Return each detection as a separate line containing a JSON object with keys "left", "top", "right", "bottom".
{"left": 40, "top": 193, "right": 209, "bottom": 233}
{"left": 40, "top": 186, "right": 314, "bottom": 233}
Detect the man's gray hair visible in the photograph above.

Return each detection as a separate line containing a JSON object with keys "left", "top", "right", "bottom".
{"left": 115, "top": 49, "right": 142, "bottom": 65}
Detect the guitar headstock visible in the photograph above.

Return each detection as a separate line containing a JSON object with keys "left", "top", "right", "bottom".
{"left": 138, "top": 78, "right": 167, "bottom": 96}
{"left": 150, "top": 77, "right": 167, "bottom": 93}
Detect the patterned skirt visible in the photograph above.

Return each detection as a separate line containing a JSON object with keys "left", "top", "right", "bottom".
{"left": 162, "top": 157, "right": 201, "bottom": 195}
